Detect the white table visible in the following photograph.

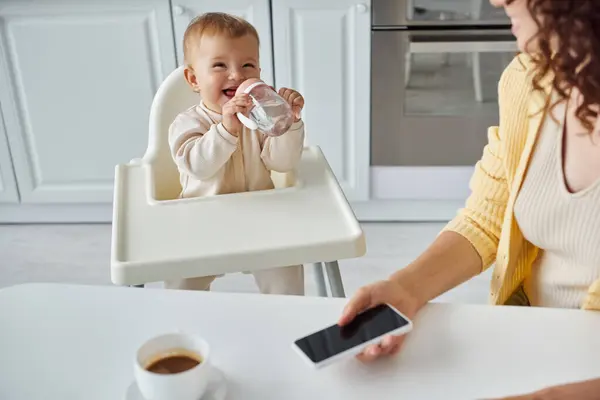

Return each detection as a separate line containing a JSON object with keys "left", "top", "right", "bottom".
{"left": 1, "top": 283, "right": 600, "bottom": 400}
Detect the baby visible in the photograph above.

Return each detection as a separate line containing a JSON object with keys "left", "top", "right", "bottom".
{"left": 166, "top": 12, "right": 306, "bottom": 295}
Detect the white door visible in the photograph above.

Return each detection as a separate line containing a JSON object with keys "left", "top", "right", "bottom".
{"left": 0, "top": 112, "right": 19, "bottom": 203}
{"left": 171, "top": 0, "right": 274, "bottom": 86}
{"left": 272, "top": 0, "right": 371, "bottom": 201}
{"left": 0, "top": 0, "right": 176, "bottom": 204}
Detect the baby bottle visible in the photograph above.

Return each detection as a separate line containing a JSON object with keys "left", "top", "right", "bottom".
{"left": 235, "top": 78, "right": 295, "bottom": 137}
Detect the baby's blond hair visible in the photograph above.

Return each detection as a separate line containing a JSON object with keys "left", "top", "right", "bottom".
{"left": 183, "top": 12, "right": 260, "bottom": 65}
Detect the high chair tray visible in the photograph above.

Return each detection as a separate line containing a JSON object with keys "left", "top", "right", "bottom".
{"left": 111, "top": 146, "right": 366, "bottom": 285}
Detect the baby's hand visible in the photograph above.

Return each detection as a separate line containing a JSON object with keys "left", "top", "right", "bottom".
{"left": 222, "top": 94, "right": 252, "bottom": 136}
{"left": 278, "top": 88, "right": 304, "bottom": 122}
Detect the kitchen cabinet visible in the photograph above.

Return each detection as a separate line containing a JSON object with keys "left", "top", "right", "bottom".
{"left": 271, "top": 0, "right": 371, "bottom": 201}
{"left": 0, "top": 115, "right": 18, "bottom": 204}
{"left": 0, "top": 0, "right": 372, "bottom": 222}
{"left": 171, "top": 0, "right": 274, "bottom": 86}
{"left": 0, "top": 0, "right": 176, "bottom": 221}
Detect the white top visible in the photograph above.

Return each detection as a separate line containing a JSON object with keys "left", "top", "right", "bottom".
{"left": 1, "top": 283, "right": 600, "bottom": 400}
{"left": 111, "top": 146, "right": 365, "bottom": 285}
{"left": 515, "top": 100, "right": 600, "bottom": 308}
{"left": 168, "top": 101, "right": 305, "bottom": 198}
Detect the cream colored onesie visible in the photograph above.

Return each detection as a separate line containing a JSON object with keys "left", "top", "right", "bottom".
{"left": 166, "top": 101, "right": 305, "bottom": 294}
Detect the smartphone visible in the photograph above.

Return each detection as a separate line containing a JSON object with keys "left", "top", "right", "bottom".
{"left": 292, "top": 303, "right": 413, "bottom": 369}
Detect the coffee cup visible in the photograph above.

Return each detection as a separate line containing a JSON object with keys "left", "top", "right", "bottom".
{"left": 134, "top": 332, "right": 211, "bottom": 400}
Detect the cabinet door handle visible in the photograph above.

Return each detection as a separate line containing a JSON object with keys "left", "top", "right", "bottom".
{"left": 356, "top": 3, "right": 368, "bottom": 13}
{"left": 173, "top": 5, "right": 186, "bottom": 16}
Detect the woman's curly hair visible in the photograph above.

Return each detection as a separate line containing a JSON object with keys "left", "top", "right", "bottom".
{"left": 522, "top": 0, "right": 600, "bottom": 132}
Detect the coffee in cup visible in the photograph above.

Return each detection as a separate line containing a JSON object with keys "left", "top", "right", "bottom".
{"left": 144, "top": 348, "right": 202, "bottom": 374}
{"left": 134, "top": 332, "right": 211, "bottom": 400}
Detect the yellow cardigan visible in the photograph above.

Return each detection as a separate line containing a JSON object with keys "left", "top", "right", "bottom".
{"left": 443, "top": 54, "right": 600, "bottom": 311}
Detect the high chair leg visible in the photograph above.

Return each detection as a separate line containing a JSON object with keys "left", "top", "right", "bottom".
{"left": 311, "top": 263, "right": 328, "bottom": 297}
{"left": 324, "top": 261, "right": 345, "bottom": 298}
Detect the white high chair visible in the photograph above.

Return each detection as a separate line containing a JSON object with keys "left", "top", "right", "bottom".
{"left": 109, "top": 66, "right": 366, "bottom": 297}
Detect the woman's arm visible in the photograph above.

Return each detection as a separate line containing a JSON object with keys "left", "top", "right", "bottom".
{"left": 393, "top": 56, "right": 535, "bottom": 308}
{"left": 338, "top": 232, "right": 482, "bottom": 362}
{"left": 389, "top": 231, "right": 483, "bottom": 309}
{"left": 340, "top": 126, "right": 510, "bottom": 361}
{"left": 339, "top": 56, "right": 533, "bottom": 362}
{"left": 491, "top": 377, "right": 600, "bottom": 400}
{"left": 386, "top": 123, "right": 513, "bottom": 310}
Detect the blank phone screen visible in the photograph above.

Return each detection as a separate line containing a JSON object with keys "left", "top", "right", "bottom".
{"left": 294, "top": 304, "right": 410, "bottom": 364}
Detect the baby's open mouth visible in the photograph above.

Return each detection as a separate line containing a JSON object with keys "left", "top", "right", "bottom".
{"left": 223, "top": 87, "right": 238, "bottom": 98}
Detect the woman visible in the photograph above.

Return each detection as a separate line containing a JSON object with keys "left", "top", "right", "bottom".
{"left": 339, "top": 0, "right": 600, "bottom": 397}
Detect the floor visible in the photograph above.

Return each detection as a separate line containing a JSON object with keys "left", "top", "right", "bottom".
{"left": 0, "top": 223, "right": 492, "bottom": 304}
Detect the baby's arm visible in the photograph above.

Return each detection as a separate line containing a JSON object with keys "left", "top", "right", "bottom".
{"left": 168, "top": 113, "right": 238, "bottom": 180}
{"left": 260, "top": 121, "right": 305, "bottom": 172}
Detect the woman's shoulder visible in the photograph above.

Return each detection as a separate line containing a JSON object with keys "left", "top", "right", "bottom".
{"left": 494, "top": 54, "right": 539, "bottom": 160}
{"left": 498, "top": 53, "right": 536, "bottom": 97}
{"left": 505, "top": 53, "right": 536, "bottom": 72}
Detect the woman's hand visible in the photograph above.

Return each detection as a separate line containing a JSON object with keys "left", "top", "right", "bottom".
{"left": 487, "top": 378, "right": 600, "bottom": 400}
{"left": 338, "top": 279, "right": 422, "bottom": 363}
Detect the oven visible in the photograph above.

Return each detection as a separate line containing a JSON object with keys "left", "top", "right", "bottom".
{"left": 370, "top": 0, "right": 517, "bottom": 202}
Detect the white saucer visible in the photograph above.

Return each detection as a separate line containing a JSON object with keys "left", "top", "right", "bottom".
{"left": 124, "top": 367, "right": 227, "bottom": 400}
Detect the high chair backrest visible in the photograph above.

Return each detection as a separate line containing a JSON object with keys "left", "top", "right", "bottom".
{"left": 143, "top": 66, "right": 198, "bottom": 200}
{"left": 142, "top": 66, "right": 294, "bottom": 200}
